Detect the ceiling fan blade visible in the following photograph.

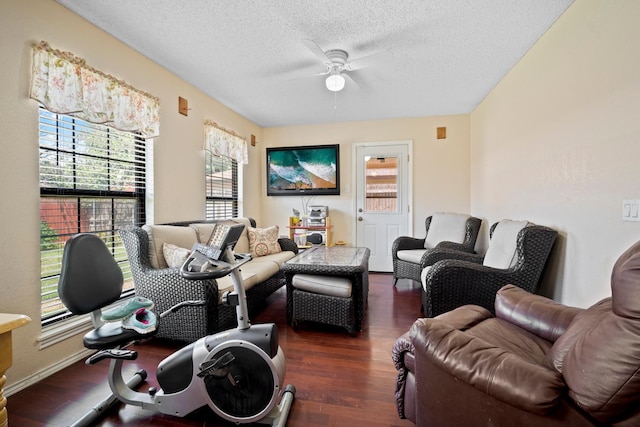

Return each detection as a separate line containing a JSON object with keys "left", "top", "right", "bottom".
{"left": 302, "top": 38, "right": 331, "bottom": 62}
{"left": 343, "top": 73, "right": 360, "bottom": 90}
{"left": 347, "top": 50, "right": 393, "bottom": 71}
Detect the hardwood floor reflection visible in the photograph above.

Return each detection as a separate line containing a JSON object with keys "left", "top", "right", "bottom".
{"left": 8, "top": 273, "right": 422, "bottom": 426}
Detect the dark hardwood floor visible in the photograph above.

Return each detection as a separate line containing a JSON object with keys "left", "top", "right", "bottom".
{"left": 8, "top": 273, "right": 422, "bottom": 426}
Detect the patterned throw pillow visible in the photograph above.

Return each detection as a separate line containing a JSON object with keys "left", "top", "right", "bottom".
{"left": 162, "top": 243, "right": 191, "bottom": 268}
{"left": 248, "top": 225, "right": 282, "bottom": 257}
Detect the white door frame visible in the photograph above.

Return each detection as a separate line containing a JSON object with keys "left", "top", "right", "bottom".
{"left": 351, "top": 140, "right": 413, "bottom": 248}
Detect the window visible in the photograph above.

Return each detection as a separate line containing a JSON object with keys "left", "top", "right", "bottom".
{"left": 39, "top": 108, "right": 146, "bottom": 324}
{"left": 205, "top": 152, "right": 238, "bottom": 219}
{"left": 365, "top": 156, "right": 398, "bottom": 212}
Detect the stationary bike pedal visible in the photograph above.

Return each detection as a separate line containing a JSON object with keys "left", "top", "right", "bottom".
{"left": 198, "top": 351, "right": 235, "bottom": 378}
{"left": 86, "top": 349, "right": 138, "bottom": 365}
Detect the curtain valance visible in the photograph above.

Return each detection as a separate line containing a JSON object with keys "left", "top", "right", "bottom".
{"left": 30, "top": 41, "right": 160, "bottom": 138}
{"left": 204, "top": 120, "right": 248, "bottom": 164}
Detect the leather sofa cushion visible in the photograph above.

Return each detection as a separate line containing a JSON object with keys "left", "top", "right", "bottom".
{"left": 495, "top": 284, "right": 581, "bottom": 343}
{"left": 543, "top": 241, "right": 640, "bottom": 423}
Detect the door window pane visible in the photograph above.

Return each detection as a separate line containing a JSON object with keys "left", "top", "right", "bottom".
{"left": 365, "top": 156, "right": 398, "bottom": 212}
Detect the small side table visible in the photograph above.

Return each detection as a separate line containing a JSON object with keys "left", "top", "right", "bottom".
{"left": 0, "top": 313, "right": 31, "bottom": 427}
{"left": 282, "top": 246, "right": 370, "bottom": 334}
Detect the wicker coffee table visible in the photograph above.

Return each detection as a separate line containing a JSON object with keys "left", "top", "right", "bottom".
{"left": 282, "top": 246, "right": 370, "bottom": 335}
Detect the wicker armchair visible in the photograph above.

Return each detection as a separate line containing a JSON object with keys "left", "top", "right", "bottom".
{"left": 119, "top": 222, "right": 297, "bottom": 343}
{"left": 421, "top": 220, "right": 558, "bottom": 317}
{"left": 392, "top": 213, "right": 481, "bottom": 285}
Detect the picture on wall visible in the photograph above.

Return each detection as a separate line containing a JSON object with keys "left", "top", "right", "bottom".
{"left": 266, "top": 144, "right": 340, "bottom": 196}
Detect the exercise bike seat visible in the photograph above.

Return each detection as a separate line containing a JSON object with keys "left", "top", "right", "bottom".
{"left": 58, "top": 233, "right": 159, "bottom": 350}
{"left": 83, "top": 321, "right": 158, "bottom": 350}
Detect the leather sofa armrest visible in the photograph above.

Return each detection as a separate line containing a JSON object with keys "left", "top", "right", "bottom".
{"left": 495, "top": 285, "right": 583, "bottom": 342}
{"left": 411, "top": 318, "right": 566, "bottom": 415}
{"left": 392, "top": 331, "right": 414, "bottom": 371}
{"left": 434, "top": 304, "right": 493, "bottom": 330}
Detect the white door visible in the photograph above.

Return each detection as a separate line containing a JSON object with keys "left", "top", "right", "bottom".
{"left": 354, "top": 141, "right": 412, "bottom": 272}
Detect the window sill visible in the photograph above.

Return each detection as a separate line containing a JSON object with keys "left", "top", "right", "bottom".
{"left": 38, "top": 314, "right": 93, "bottom": 350}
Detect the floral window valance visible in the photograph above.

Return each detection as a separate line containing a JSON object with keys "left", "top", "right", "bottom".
{"left": 30, "top": 41, "right": 160, "bottom": 138}
{"left": 204, "top": 120, "right": 248, "bottom": 164}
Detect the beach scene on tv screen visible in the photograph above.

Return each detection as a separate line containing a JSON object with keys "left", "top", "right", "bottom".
{"left": 269, "top": 147, "right": 337, "bottom": 191}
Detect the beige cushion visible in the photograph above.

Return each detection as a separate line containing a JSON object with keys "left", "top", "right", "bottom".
{"left": 248, "top": 225, "right": 282, "bottom": 257}
{"left": 424, "top": 212, "right": 470, "bottom": 249}
{"left": 215, "top": 259, "right": 281, "bottom": 303}
{"left": 483, "top": 220, "right": 530, "bottom": 269}
{"left": 397, "top": 249, "right": 427, "bottom": 264}
{"left": 252, "top": 251, "right": 296, "bottom": 267}
{"left": 162, "top": 243, "right": 191, "bottom": 268}
{"left": 215, "top": 271, "right": 259, "bottom": 303}
{"left": 189, "top": 217, "right": 252, "bottom": 253}
{"left": 143, "top": 225, "right": 198, "bottom": 269}
{"left": 292, "top": 274, "right": 352, "bottom": 298}
{"left": 420, "top": 266, "right": 433, "bottom": 291}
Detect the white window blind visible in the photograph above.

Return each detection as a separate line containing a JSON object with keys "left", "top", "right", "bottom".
{"left": 205, "top": 151, "right": 238, "bottom": 219}
{"left": 39, "top": 107, "right": 146, "bottom": 324}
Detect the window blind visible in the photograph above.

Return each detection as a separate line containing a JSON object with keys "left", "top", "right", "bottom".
{"left": 39, "top": 107, "right": 146, "bottom": 323}
{"left": 205, "top": 151, "right": 238, "bottom": 220}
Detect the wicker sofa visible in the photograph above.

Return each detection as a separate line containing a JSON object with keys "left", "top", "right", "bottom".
{"left": 119, "top": 217, "right": 298, "bottom": 342}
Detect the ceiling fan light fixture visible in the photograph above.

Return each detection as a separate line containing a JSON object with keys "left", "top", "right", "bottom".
{"left": 325, "top": 73, "right": 346, "bottom": 92}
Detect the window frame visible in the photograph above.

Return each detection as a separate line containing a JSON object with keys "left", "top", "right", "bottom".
{"left": 205, "top": 151, "right": 239, "bottom": 220}
{"left": 38, "top": 107, "right": 146, "bottom": 326}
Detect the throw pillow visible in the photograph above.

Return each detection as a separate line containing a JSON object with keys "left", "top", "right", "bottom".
{"left": 162, "top": 243, "right": 191, "bottom": 268}
{"left": 248, "top": 225, "right": 282, "bottom": 257}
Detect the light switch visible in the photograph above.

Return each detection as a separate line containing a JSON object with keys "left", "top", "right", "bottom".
{"left": 623, "top": 200, "right": 640, "bottom": 222}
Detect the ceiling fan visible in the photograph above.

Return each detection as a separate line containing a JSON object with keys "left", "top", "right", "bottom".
{"left": 301, "top": 39, "right": 392, "bottom": 92}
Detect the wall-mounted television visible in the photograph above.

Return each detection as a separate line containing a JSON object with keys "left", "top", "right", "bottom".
{"left": 266, "top": 144, "right": 340, "bottom": 196}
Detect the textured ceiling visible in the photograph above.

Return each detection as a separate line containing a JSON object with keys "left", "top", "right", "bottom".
{"left": 56, "top": 0, "right": 573, "bottom": 128}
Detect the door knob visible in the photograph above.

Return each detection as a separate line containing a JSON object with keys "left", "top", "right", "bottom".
{"left": 358, "top": 208, "right": 363, "bottom": 212}
{"left": 358, "top": 217, "right": 363, "bottom": 221}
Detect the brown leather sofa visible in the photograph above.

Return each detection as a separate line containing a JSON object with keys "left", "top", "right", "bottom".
{"left": 392, "top": 240, "right": 640, "bottom": 426}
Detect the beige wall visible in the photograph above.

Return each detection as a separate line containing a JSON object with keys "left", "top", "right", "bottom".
{"left": 262, "top": 115, "right": 471, "bottom": 243}
{"left": 470, "top": 0, "right": 640, "bottom": 307}
{"left": 0, "top": 0, "right": 263, "bottom": 391}
{"left": 3, "top": 0, "right": 638, "bottom": 398}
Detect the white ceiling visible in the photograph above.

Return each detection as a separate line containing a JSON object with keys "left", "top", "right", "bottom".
{"left": 56, "top": 0, "right": 573, "bottom": 128}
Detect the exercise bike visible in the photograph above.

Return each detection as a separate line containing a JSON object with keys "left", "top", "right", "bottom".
{"left": 58, "top": 223, "right": 295, "bottom": 426}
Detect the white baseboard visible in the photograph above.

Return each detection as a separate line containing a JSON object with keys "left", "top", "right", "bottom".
{"left": 5, "top": 348, "right": 93, "bottom": 397}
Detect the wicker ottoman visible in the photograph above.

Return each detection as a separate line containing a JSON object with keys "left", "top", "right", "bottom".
{"left": 291, "top": 274, "right": 356, "bottom": 335}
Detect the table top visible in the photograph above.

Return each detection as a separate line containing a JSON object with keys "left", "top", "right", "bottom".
{"left": 0, "top": 313, "right": 31, "bottom": 334}
{"left": 282, "top": 246, "right": 370, "bottom": 274}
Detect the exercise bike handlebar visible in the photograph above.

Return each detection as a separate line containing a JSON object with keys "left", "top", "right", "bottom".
{"left": 179, "top": 246, "right": 252, "bottom": 281}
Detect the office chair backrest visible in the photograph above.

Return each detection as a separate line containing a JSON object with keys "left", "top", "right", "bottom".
{"left": 58, "top": 233, "right": 124, "bottom": 315}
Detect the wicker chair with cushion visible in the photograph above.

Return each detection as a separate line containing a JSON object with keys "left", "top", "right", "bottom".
{"left": 391, "top": 212, "right": 481, "bottom": 285}
{"left": 392, "top": 239, "right": 640, "bottom": 426}
{"left": 421, "top": 219, "right": 557, "bottom": 317}
{"left": 119, "top": 218, "right": 298, "bottom": 343}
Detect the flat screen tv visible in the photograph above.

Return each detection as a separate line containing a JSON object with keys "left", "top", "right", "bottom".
{"left": 266, "top": 144, "right": 340, "bottom": 196}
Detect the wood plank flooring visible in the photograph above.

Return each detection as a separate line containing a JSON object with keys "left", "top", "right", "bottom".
{"left": 7, "top": 273, "right": 422, "bottom": 426}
